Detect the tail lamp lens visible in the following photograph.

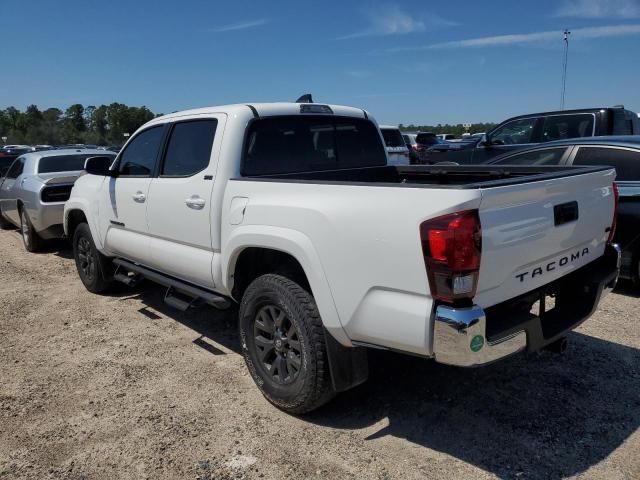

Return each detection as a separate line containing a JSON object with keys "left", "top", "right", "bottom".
{"left": 420, "top": 210, "right": 482, "bottom": 303}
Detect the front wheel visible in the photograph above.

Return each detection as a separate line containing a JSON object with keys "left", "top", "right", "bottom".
{"left": 0, "top": 209, "right": 13, "bottom": 230}
{"left": 239, "top": 274, "right": 334, "bottom": 414}
{"left": 72, "top": 223, "right": 112, "bottom": 293}
{"left": 20, "top": 209, "right": 44, "bottom": 252}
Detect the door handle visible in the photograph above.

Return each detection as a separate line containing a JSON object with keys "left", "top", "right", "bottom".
{"left": 132, "top": 191, "right": 146, "bottom": 203}
{"left": 185, "top": 196, "right": 206, "bottom": 210}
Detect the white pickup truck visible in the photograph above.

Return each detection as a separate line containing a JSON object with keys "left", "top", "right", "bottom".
{"left": 64, "top": 101, "right": 621, "bottom": 413}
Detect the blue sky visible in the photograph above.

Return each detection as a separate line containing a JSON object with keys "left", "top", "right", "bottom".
{"left": 2, "top": 0, "right": 639, "bottom": 125}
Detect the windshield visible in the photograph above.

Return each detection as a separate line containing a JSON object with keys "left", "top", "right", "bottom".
{"left": 381, "top": 128, "right": 405, "bottom": 148}
{"left": 38, "top": 154, "right": 115, "bottom": 174}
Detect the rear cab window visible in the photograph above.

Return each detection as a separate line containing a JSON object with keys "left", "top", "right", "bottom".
{"left": 242, "top": 116, "right": 386, "bottom": 176}
{"left": 381, "top": 128, "right": 405, "bottom": 148}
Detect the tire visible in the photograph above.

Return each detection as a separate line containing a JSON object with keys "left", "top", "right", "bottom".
{"left": 0, "top": 209, "right": 13, "bottom": 230}
{"left": 72, "top": 222, "right": 112, "bottom": 293}
{"left": 239, "top": 274, "right": 334, "bottom": 414}
{"left": 20, "top": 208, "right": 44, "bottom": 252}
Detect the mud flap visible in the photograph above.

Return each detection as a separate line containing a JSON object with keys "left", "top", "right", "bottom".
{"left": 324, "top": 329, "right": 369, "bottom": 392}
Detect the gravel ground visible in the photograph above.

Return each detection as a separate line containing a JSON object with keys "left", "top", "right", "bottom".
{"left": 0, "top": 228, "right": 639, "bottom": 480}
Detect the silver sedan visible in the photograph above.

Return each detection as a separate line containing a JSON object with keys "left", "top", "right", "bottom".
{"left": 0, "top": 149, "right": 115, "bottom": 251}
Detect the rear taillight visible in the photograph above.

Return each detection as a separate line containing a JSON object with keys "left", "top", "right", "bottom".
{"left": 420, "top": 210, "right": 482, "bottom": 303}
{"left": 607, "top": 182, "right": 619, "bottom": 244}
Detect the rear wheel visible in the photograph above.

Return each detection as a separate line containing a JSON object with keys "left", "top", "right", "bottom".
{"left": 20, "top": 209, "right": 44, "bottom": 252}
{"left": 239, "top": 274, "right": 334, "bottom": 414}
{"left": 72, "top": 223, "right": 112, "bottom": 293}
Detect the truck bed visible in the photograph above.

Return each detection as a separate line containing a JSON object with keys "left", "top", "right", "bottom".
{"left": 240, "top": 164, "right": 613, "bottom": 189}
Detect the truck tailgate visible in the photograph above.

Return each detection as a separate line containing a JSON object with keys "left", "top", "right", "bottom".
{"left": 475, "top": 168, "right": 616, "bottom": 307}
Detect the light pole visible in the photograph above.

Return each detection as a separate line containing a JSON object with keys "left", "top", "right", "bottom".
{"left": 560, "top": 29, "right": 571, "bottom": 110}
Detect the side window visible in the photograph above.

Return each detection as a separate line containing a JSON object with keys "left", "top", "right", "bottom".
{"left": 541, "top": 114, "right": 594, "bottom": 142}
{"left": 573, "top": 147, "right": 640, "bottom": 181}
{"left": 118, "top": 126, "right": 164, "bottom": 176}
{"left": 5, "top": 158, "right": 25, "bottom": 179}
{"left": 493, "top": 147, "right": 568, "bottom": 166}
{"left": 161, "top": 119, "right": 218, "bottom": 176}
{"left": 489, "top": 118, "right": 537, "bottom": 145}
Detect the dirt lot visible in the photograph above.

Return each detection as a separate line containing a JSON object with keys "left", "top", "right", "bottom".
{"left": 0, "top": 228, "right": 639, "bottom": 480}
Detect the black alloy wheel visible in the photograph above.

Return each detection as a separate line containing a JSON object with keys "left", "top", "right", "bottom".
{"left": 253, "top": 304, "right": 303, "bottom": 385}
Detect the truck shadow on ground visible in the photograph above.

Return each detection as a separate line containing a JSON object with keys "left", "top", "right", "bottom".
{"left": 309, "top": 333, "right": 640, "bottom": 479}
{"left": 614, "top": 280, "right": 640, "bottom": 298}
{"left": 115, "top": 282, "right": 639, "bottom": 480}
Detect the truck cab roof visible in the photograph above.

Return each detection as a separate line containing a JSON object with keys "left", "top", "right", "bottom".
{"left": 149, "top": 103, "right": 369, "bottom": 126}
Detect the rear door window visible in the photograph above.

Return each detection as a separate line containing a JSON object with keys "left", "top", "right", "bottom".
{"left": 242, "top": 116, "right": 386, "bottom": 176}
{"left": 161, "top": 120, "right": 217, "bottom": 176}
{"left": 541, "top": 114, "right": 594, "bottom": 141}
{"left": 118, "top": 126, "right": 165, "bottom": 176}
{"left": 572, "top": 146, "right": 640, "bottom": 181}
{"left": 492, "top": 147, "right": 569, "bottom": 165}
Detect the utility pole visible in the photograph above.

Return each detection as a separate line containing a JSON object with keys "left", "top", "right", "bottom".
{"left": 560, "top": 29, "right": 571, "bottom": 110}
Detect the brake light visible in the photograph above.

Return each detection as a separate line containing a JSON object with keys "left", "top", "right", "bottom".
{"left": 607, "top": 182, "right": 619, "bottom": 244}
{"left": 420, "top": 210, "right": 482, "bottom": 303}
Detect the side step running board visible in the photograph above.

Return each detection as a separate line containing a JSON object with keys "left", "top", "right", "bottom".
{"left": 113, "top": 258, "right": 231, "bottom": 310}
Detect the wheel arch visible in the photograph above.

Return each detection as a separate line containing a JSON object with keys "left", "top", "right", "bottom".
{"left": 223, "top": 226, "right": 350, "bottom": 347}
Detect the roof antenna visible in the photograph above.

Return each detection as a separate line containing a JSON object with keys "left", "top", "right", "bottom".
{"left": 296, "top": 94, "right": 313, "bottom": 103}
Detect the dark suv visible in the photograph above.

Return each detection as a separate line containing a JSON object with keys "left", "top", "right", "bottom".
{"left": 433, "top": 106, "right": 640, "bottom": 164}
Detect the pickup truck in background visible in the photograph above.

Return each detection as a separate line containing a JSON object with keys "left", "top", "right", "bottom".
{"left": 428, "top": 106, "right": 640, "bottom": 165}
{"left": 64, "top": 101, "right": 620, "bottom": 413}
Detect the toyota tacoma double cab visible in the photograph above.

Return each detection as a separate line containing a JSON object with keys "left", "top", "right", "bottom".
{"left": 64, "top": 101, "right": 621, "bottom": 413}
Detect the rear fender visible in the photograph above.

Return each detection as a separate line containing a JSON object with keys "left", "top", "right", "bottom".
{"left": 223, "top": 225, "right": 350, "bottom": 346}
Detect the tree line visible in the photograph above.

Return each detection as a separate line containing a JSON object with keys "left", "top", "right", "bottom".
{"left": 0, "top": 103, "right": 158, "bottom": 146}
{"left": 0, "top": 103, "right": 498, "bottom": 146}
{"left": 399, "top": 122, "right": 497, "bottom": 136}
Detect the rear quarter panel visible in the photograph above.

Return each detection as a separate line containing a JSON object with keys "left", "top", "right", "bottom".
{"left": 222, "top": 179, "right": 481, "bottom": 354}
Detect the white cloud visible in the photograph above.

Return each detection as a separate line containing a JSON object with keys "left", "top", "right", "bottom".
{"left": 209, "top": 18, "right": 269, "bottom": 33}
{"left": 336, "top": 4, "right": 456, "bottom": 40}
{"left": 387, "top": 24, "right": 640, "bottom": 50}
{"left": 555, "top": 0, "right": 640, "bottom": 18}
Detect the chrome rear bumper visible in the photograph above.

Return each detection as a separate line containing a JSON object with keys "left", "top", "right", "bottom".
{"left": 432, "top": 305, "right": 527, "bottom": 367}
{"left": 432, "top": 244, "right": 621, "bottom": 367}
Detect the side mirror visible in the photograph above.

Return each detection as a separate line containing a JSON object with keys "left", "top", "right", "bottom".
{"left": 85, "top": 156, "right": 116, "bottom": 176}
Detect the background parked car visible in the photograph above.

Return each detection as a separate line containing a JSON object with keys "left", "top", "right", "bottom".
{"left": 430, "top": 106, "right": 640, "bottom": 165}
{"left": 0, "top": 146, "right": 35, "bottom": 177}
{"left": 379, "top": 125, "right": 411, "bottom": 165}
{"left": 0, "top": 149, "right": 115, "bottom": 251}
{"left": 488, "top": 135, "right": 640, "bottom": 284}
{"left": 401, "top": 132, "right": 419, "bottom": 163}
{"left": 414, "top": 132, "right": 448, "bottom": 164}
